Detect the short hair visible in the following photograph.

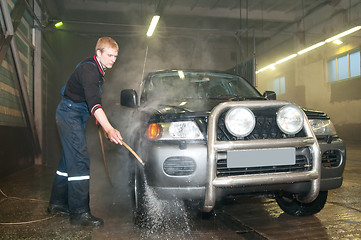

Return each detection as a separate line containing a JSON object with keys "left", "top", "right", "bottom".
{"left": 95, "top": 37, "right": 119, "bottom": 53}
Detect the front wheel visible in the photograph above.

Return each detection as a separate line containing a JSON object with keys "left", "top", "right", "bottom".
{"left": 276, "top": 191, "right": 328, "bottom": 216}
{"left": 131, "top": 166, "right": 147, "bottom": 226}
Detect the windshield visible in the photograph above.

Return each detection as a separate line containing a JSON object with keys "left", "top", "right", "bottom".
{"left": 142, "top": 71, "right": 262, "bottom": 103}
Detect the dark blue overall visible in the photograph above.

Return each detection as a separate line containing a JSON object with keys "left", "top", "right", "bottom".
{"left": 49, "top": 60, "right": 102, "bottom": 214}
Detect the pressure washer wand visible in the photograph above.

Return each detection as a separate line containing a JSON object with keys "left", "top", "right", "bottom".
{"left": 119, "top": 139, "right": 144, "bottom": 166}
{"left": 98, "top": 123, "right": 145, "bottom": 166}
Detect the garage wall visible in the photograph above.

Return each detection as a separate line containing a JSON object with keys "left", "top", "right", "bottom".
{"left": 0, "top": 2, "right": 33, "bottom": 127}
{"left": 0, "top": 0, "right": 60, "bottom": 176}
{"left": 41, "top": 37, "right": 61, "bottom": 168}
{"left": 0, "top": 0, "right": 35, "bottom": 177}
{"left": 256, "top": 0, "right": 361, "bottom": 141}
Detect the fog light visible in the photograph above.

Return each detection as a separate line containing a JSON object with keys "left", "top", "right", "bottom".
{"left": 225, "top": 107, "right": 255, "bottom": 137}
{"left": 322, "top": 150, "right": 342, "bottom": 167}
{"left": 276, "top": 105, "right": 304, "bottom": 135}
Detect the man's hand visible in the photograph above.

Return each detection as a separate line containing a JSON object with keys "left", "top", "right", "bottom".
{"left": 107, "top": 128, "right": 123, "bottom": 145}
{"left": 93, "top": 108, "right": 123, "bottom": 145}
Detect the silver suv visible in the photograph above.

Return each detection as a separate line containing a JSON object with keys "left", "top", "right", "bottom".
{"left": 120, "top": 70, "right": 346, "bottom": 224}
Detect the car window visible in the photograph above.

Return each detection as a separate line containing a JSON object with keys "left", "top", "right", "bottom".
{"left": 143, "top": 71, "right": 261, "bottom": 102}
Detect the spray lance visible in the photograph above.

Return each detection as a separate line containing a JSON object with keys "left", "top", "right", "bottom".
{"left": 97, "top": 122, "right": 144, "bottom": 186}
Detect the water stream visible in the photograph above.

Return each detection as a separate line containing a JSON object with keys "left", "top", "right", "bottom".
{"left": 140, "top": 181, "right": 193, "bottom": 240}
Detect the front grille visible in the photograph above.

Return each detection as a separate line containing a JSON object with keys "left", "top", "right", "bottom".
{"left": 322, "top": 150, "right": 342, "bottom": 167}
{"left": 216, "top": 109, "right": 306, "bottom": 141}
{"left": 216, "top": 152, "right": 311, "bottom": 177}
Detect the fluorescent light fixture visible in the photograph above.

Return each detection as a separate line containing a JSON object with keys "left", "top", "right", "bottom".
{"left": 256, "top": 26, "right": 361, "bottom": 74}
{"left": 325, "top": 26, "right": 361, "bottom": 43}
{"left": 256, "top": 64, "right": 276, "bottom": 74}
{"left": 55, "top": 21, "right": 63, "bottom": 28}
{"left": 297, "top": 41, "right": 325, "bottom": 55}
{"left": 275, "top": 54, "right": 298, "bottom": 64}
{"left": 146, "top": 15, "right": 160, "bottom": 37}
{"left": 332, "top": 39, "right": 343, "bottom": 45}
{"left": 178, "top": 70, "right": 185, "bottom": 79}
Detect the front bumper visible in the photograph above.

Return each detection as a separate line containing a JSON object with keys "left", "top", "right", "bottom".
{"left": 144, "top": 137, "right": 345, "bottom": 200}
{"left": 318, "top": 138, "right": 346, "bottom": 190}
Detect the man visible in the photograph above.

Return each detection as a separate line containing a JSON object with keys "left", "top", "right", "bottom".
{"left": 48, "top": 37, "right": 123, "bottom": 226}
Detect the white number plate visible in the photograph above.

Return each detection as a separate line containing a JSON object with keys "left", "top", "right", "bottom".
{"left": 227, "top": 148, "right": 296, "bottom": 168}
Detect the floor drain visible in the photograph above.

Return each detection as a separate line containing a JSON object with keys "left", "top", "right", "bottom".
{"left": 217, "top": 211, "right": 268, "bottom": 240}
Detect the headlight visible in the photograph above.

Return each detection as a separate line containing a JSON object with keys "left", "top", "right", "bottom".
{"left": 276, "top": 105, "right": 304, "bottom": 135}
{"left": 147, "top": 121, "right": 204, "bottom": 140}
{"left": 225, "top": 107, "right": 256, "bottom": 137}
{"left": 308, "top": 119, "right": 337, "bottom": 136}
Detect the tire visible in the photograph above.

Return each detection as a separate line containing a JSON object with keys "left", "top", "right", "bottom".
{"left": 130, "top": 166, "right": 147, "bottom": 227}
{"left": 276, "top": 191, "right": 328, "bottom": 216}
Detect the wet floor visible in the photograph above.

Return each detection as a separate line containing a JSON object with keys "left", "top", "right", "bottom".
{"left": 1, "top": 141, "right": 360, "bottom": 239}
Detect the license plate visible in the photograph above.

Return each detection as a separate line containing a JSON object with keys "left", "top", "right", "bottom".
{"left": 227, "top": 148, "right": 296, "bottom": 168}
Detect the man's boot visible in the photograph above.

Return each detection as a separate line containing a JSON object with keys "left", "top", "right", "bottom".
{"left": 70, "top": 212, "right": 104, "bottom": 226}
{"left": 47, "top": 204, "right": 70, "bottom": 216}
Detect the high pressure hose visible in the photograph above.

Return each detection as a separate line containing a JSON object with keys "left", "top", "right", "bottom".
{"left": 0, "top": 188, "right": 56, "bottom": 225}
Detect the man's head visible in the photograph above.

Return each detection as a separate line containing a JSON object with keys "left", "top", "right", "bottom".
{"left": 95, "top": 37, "right": 119, "bottom": 69}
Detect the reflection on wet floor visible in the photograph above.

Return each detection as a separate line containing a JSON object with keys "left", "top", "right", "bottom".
{"left": 1, "top": 141, "right": 361, "bottom": 239}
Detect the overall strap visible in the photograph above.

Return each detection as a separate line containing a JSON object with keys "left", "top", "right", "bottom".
{"left": 61, "top": 58, "right": 103, "bottom": 96}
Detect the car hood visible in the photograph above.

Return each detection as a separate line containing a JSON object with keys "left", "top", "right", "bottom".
{"left": 302, "top": 108, "right": 329, "bottom": 119}
{"left": 154, "top": 99, "right": 221, "bottom": 115}
{"left": 145, "top": 98, "right": 266, "bottom": 116}
{"left": 142, "top": 99, "right": 329, "bottom": 120}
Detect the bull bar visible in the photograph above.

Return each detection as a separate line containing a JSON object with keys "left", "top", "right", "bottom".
{"left": 202, "top": 101, "right": 321, "bottom": 212}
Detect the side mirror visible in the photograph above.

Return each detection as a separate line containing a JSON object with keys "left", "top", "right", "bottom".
{"left": 263, "top": 91, "right": 276, "bottom": 100}
{"left": 121, "top": 89, "right": 138, "bottom": 108}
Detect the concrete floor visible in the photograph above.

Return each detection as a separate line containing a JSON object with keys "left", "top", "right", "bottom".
{"left": 0, "top": 141, "right": 360, "bottom": 240}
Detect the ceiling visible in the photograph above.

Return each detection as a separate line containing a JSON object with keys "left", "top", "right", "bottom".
{"left": 39, "top": 0, "right": 360, "bottom": 65}
{"left": 41, "top": 0, "right": 341, "bottom": 40}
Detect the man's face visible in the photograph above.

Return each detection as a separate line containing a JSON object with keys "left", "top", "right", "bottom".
{"left": 97, "top": 47, "right": 118, "bottom": 69}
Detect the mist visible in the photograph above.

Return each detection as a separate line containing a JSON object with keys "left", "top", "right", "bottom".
{"left": 42, "top": 29, "right": 241, "bottom": 228}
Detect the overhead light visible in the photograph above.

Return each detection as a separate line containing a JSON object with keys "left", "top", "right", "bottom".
{"left": 325, "top": 26, "right": 361, "bottom": 43}
{"left": 275, "top": 54, "right": 298, "bottom": 64}
{"left": 297, "top": 41, "right": 325, "bottom": 55}
{"left": 54, "top": 21, "right": 63, "bottom": 28}
{"left": 146, "top": 15, "right": 160, "bottom": 37}
{"left": 256, "top": 64, "right": 276, "bottom": 74}
{"left": 178, "top": 71, "right": 185, "bottom": 79}
{"left": 332, "top": 39, "right": 343, "bottom": 45}
{"left": 256, "top": 26, "right": 361, "bottom": 74}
